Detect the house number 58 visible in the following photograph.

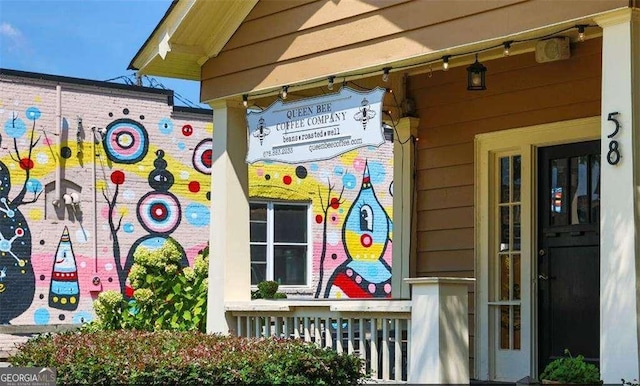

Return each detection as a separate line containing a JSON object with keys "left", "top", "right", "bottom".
{"left": 607, "top": 112, "right": 621, "bottom": 165}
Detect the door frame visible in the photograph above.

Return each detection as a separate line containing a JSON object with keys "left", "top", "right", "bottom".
{"left": 475, "top": 116, "right": 600, "bottom": 381}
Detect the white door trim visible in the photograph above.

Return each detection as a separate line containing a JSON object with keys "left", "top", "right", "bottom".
{"left": 475, "top": 116, "right": 600, "bottom": 381}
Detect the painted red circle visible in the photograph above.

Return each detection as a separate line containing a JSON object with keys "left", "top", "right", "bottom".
{"left": 360, "top": 234, "right": 373, "bottom": 248}
{"left": 19, "top": 158, "right": 34, "bottom": 170}
{"left": 150, "top": 203, "right": 167, "bottom": 221}
{"left": 283, "top": 175, "right": 292, "bottom": 185}
{"left": 202, "top": 149, "right": 212, "bottom": 168}
{"left": 182, "top": 124, "right": 193, "bottom": 136}
{"left": 110, "top": 170, "right": 125, "bottom": 185}
{"left": 15, "top": 228, "right": 23, "bottom": 236}
{"left": 330, "top": 197, "right": 340, "bottom": 209}
{"left": 188, "top": 181, "right": 201, "bottom": 193}
{"left": 315, "top": 214, "right": 323, "bottom": 224}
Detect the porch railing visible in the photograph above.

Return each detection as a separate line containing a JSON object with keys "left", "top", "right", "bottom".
{"left": 224, "top": 277, "right": 474, "bottom": 384}
{"left": 227, "top": 300, "right": 411, "bottom": 382}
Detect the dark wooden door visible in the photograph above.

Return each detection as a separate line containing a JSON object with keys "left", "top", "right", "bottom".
{"left": 537, "top": 140, "right": 600, "bottom": 372}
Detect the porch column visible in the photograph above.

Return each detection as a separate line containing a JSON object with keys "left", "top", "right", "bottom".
{"left": 595, "top": 9, "right": 640, "bottom": 383}
{"left": 392, "top": 117, "right": 419, "bottom": 299}
{"left": 405, "top": 277, "right": 474, "bottom": 384}
{"left": 206, "top": 99, "right": 251, "bottom": 334}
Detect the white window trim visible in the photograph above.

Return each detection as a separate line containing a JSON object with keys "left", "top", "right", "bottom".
{"left": 250, "top": 200, "right": 313, "bottom": 289}
{"left": 475, "top": 116, "right": 600, "bottom": 381}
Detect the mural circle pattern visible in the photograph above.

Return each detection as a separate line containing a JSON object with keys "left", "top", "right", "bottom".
{"left": 192, "top": 139, "right": 212, "bottom": 175}
{"left": 103, "top": 119, "right": 149, "bottom": 164}
{"left": 137, "top": 192, "right": 181, "bottom": 234}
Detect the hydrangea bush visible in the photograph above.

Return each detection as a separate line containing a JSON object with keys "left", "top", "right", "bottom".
{"left": 92, "top": 242, "right": 209, "bottom": 332}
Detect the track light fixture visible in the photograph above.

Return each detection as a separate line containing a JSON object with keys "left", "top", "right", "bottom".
{"left": 281, "top": 85, "right": 289, "bottom": 100}
{"left": 327, "top": 76, "right": 335, "bottom": 90}
{"left": 242, "top": 94, "right": 248, "bottom": 107}
{"left": 577, "top": 24, "right": 587, "bottom": 42}
{"left": 382, "top": 67, "right": 391, "bottom": 82}
{"left": 503, "top": 41, "right": 513, "bottom": 56}
{"left": 442, "top": 55, "right": 451, "bottom": 71}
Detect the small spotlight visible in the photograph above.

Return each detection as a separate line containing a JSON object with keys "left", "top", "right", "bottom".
{"left": 382, "top": 67, "right": 391, "bottom": 82}
{"left": 327, "top": 76, "right": 335, "bottom": 91}
{"left": 577, "top": 25, "right": 586, "bottom": 42}
{"left": 442, "top": 55, "right": 451, "bottom": 71}
{"left": 503, "top": 41, "right": 513, "bottom": 56}
{"left": 281, "top": 86, "right": 289, "bottom": 100}
{"left": 242, "top": 94, "right": 248, "bottom": 108}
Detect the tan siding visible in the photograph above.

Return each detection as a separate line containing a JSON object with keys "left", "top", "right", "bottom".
{"left": 418, "top": 142, "right": 474, "bottom": 169}
{"left": 411, "top": 38, "right": 601, "bottom": 281}
{"left": 417, "top": 185, "right": 474, "bottom": 211}
{"left": 200, "top": 0, "right": 624, "bottom": 100}
{"left": 418, "top": 207, "right": 474, "bottom": 231}
{"left": 411, "top": 39, "right": 601, "bottom": 367}
{"left": 419, "top": 229, "right": 475, "bottom": 252}
{"left": 417, "top": 164, "right": 474, "bottom": 190}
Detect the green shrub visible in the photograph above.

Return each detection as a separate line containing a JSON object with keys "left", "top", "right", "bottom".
{"left": 10, "top": 330, "right": 365, "bottom": 385}
{"left": 252, "top": 280, "right": 287, "bottom": 299}
{"left": 92, "top": 242, "right": 208, "bottom": 332}
{"left": 540, "top": 349, "right": 601, "bottom": 384}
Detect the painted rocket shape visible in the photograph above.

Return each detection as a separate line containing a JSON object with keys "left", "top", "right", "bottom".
{"left": 48, "top": 226, "right": 79, "bottom": 310}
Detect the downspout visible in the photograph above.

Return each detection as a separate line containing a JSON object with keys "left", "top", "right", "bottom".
{"left": 91, "top": 127, "right": 99, "bottom": 273}
{"left": 54, "top": 84, "right": 62, "bottom": 207}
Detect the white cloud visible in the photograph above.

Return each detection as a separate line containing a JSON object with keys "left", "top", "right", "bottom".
{"left": 0, "top": 22, "right": 21, "bottom": 39}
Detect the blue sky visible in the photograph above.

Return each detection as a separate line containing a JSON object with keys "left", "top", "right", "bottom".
{"left": 0, "top": 0, "right": 207, "bottom": 108}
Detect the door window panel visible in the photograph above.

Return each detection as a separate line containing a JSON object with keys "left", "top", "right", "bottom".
{"left": 494, "top": 155, "right": 522, "bottom": 351}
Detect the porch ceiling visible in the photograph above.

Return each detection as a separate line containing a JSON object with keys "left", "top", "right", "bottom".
{"left": 128, "top": 0, "right": 258, "bottom": 81}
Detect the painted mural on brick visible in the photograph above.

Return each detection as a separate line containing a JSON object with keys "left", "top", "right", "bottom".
{"left": 248, "top": 138, "right": 394, "bottom": 299}
{"left": 0, "top": 77, "right": 211, "bottom": 325}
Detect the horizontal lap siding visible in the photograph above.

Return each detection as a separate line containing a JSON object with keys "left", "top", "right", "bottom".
{"left": 200, "top": 0, "right": 623, "bottom": 100}
{"left": 410, "top": 37, "right": 602, "bottom": 375}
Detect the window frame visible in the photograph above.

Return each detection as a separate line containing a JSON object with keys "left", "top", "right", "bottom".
{"left": 249, "top": 200, "right": 312, "bottom": 288}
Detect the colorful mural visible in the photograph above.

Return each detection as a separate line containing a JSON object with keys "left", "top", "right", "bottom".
{"left": 0, "top": 72, "right": 394, "bottom": 326}
{"left": 0, "top": 76, "right": 212, "bottom": 325}
{"left": 248, "top": 141, "right": 394, "bottom": 299}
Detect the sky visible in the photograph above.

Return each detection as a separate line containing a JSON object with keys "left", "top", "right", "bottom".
{"left": 0, "top": 0, "right": 208, "bottom": 109}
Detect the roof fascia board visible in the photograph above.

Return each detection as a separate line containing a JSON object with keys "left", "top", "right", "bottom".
{"left": 131, "top": 0, "right": 196, "bottom": 72}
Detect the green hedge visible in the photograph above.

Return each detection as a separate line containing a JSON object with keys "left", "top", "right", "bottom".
{"left": 10, "top": 330, "right": 365, "bottom": 385}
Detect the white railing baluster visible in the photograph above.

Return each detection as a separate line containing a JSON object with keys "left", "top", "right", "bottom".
{"left": 254, "top": 316, "right": 261, "bottom": 337}
{"left": 336, "top": 317, "right": 343, "bottom": 354}
{"left": 283, "top": 317, "right": 290, "bottom": 339}
{"left": 394, "top": 319, "right": 402, "bottom": 381}
{"left": 314, "top": 317, "right": 321, "bottom": 346}
{"left": 359, "top": 318, "right": 366, "bottom": 364}
{"left": 275, "top": 317, "right": 281, "bottom": 337}
{"left": 325, "top": 317, "right": 332, "bottom": 349}
{"left": 370, "top": 318, "right": 378, "bottom": 379}
{"left": 382, "top": 318, "right": 390, "bottom": 380}
{"left": 348, "top": 318, "right": 354, "bottom": 355}
{"left": 294, "top": 316, "right": 300, "bottom": 339}
{"left": 304, "top": 317, "right": 311, "bottom": 342}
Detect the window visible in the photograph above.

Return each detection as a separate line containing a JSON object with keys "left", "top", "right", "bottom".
{"left": 250, "top": 202, "right": 310, "bottom": 286}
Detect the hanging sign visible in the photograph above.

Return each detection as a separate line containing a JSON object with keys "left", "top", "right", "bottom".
{"left": 246, "top": 86, "right": 386, "bottom": 164}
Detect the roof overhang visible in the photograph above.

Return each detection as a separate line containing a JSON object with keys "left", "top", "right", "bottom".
{"left": 128, "top": 0, "right": 257, "bottom": 81}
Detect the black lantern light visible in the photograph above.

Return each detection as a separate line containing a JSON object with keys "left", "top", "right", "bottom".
{"left": 467, "top": 54, "right": 487, "bottom": 91}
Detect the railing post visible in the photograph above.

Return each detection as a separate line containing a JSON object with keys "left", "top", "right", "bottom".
{"left": 405, "top": 277, "right": 474, "bottom": 384}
